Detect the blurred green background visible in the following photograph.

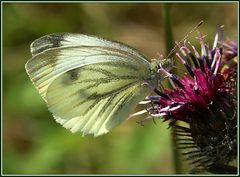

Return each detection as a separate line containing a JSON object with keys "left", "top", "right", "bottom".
{"left": 2, "top": 2, "right": 237, "bottom": 174}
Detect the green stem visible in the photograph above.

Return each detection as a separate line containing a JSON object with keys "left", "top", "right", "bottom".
{"left": 162, "top": 3, "right": 183, "bottom": 174}
{"left": 162, "top": 4, "right": 174, "bottom": 56}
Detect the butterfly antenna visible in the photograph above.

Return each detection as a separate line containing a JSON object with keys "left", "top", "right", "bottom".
{"left": 167, "top": 20, "right": 204, "bottom": 58}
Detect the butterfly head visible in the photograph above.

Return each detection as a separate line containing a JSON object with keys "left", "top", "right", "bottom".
{"left": 150, "top": 58, "right": 173, "bottom": 73}
{"left": 159, "top": 58, "right": 173, "bottom": 71}
{"left": 148, "top": 58, "right": 173, "bottom": 85}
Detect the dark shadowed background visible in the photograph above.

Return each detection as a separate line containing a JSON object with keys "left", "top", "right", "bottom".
{"left": 2, "top": 2, "right": 237, "bottom": 174}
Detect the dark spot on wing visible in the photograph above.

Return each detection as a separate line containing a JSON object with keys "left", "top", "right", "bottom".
{"left": 60, "top": 68, "right": 79, "bottom": 85}
{"left": 67, "top": 68, "right": 79, "bottom": 81}
{"left": 31, "top": 33, "right": 67, "bottom": 56}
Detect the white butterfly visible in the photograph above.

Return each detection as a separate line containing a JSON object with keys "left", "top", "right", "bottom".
{"left": 25, "top": 33, "right": 172, "bottom": 137}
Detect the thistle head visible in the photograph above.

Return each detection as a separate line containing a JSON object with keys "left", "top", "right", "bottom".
{"left": 139, "top": 27, "right": 237, "bottom": 174}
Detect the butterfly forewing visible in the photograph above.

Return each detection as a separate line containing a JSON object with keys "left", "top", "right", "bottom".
{"left": 26, "top": 33, "right": 155, "bottom": 136}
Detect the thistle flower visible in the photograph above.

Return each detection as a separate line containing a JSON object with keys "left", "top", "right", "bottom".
{"left": 138, "top": 28, "right": 237, "bottom": 174}
{"left": 222, "top": 40, "right": 237, "bottom": 61}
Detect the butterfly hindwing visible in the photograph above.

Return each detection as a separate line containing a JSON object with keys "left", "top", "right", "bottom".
{"left": 47, "top": 63, "right": 151, "bottom": 136}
